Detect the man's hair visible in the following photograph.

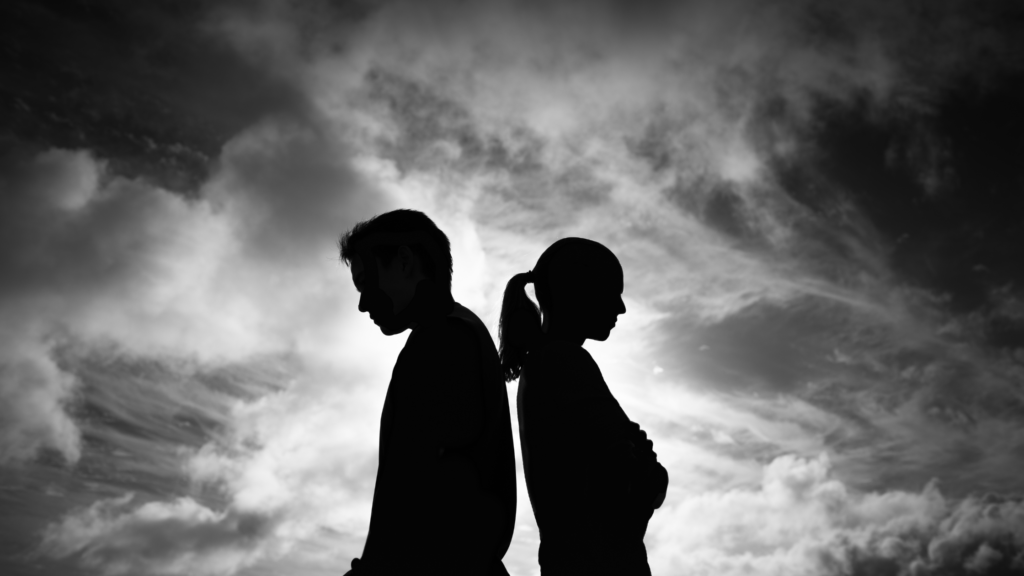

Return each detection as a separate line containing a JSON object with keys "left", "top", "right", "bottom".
{"left": 339, "top": 209, "right": 454, "bottom": 291}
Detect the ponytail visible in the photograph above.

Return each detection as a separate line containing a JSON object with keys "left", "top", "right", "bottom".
{"left": 498, "top": 270, "right": 542, "bottom": 383}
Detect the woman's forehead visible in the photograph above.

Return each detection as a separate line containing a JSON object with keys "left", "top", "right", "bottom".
{"left": 549, "top": 258, "right": 622, "bottom": 285}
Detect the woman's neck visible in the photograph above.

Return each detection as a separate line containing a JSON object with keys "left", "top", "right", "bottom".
{"left": 544, "top": 322, "right": 585, "bottom": 347}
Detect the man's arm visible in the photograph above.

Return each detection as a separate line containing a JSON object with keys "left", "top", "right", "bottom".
{"left": 423, "top": 320, "right": 503, "bottom": 573}
{"left": 428, "top": 320, "right": 484, "bottom": 453}
{"left": 393, "top": 320, "right": 483, "bottom": 463}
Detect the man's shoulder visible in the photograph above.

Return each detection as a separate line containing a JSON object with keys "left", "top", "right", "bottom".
{"left": 407, "top": 307, "right": 481, "bottom": 358}
{"left": 448, "top": 302, "right": 487, "bottom": 334}
{"left": 450, "top": 302, "right": 501, "bottom": 351}
{"left": 411, "top": 316, "right": 476, "bottom": 349}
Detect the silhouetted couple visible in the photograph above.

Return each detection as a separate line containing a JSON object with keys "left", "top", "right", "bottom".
{"left": 339, "top": 210, "right": 668, "bottom": 575}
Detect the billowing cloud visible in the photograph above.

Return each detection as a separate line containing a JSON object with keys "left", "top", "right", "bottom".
{"left": 0, "top": 117, "right": 400, "bottom": 571}
{"left": 37, "top": 494, "right": 277, "bottom": 576}
{"left": 649, "top": 453, "right": 1024, "bottom": 576}
{"left": 0, "top": 0, "right": 311, "bottom": 191}
{"left": 6, "top": 0, "right": 1024, "bottom": 575}
{"left": 0, "top": 87, "right": 397, "bottom": 457}
{"left": 0, "top": 147, "right": 227, "bottom": 463}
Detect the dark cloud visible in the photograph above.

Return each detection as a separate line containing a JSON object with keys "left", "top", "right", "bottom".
{"left": 794, "top": 77, "right": 1024, "bottom": 314}
{"left": 364, "top": 69, "right": 492, "bottom": 175}
{"left": 652, "top": 274, "right": 1024, "bottom": 496}
{"left": 361, "top": 68, "right": 619, "bottom": 238}
{"left": 37, "top": 493, "right": 279, "bottom": 576}
{"left": 0, "top": 108, "right": 383, "bottom": 462}
{"left": 651, "top": 453, "right": 1024, "bottom": 575}
{"left": 829, "top": 492, "right": 1024, "bottom": 576}
{"left": 210, "top": 117, "right": 380, "bottom": 267}
{"left": 654, "top": 298, "right": 844, "bottom": 394}
{"left": 6, "top": 0, "right": 1024, "bottom": 574}
{"left": 363, "top": 69, "right": 549, "bottom": 179}
{"left": 0, "top": 0, "right": 310, "bottom": 191}
{"left": 0, "top": 145, "right": 186, "bottom": 465}
{"left": 0, "top": 3, "right": 389, "bottom": 571}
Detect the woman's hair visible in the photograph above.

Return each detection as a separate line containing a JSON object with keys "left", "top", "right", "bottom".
{"left": 498, "top": 270, "right": 543, "bottom": 383}
{"left": 498, "top": 237, "right": 614, "bottom": 382}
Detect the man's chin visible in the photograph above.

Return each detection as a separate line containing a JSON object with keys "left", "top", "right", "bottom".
{"left": 378, "top": 323, "right": 407, "bottom": 336}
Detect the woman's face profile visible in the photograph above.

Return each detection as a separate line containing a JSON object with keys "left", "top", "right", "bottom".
{"left": 546, "top": 248, "right": 626, "bottom": 342}
{"left": 580, "top": 260, "right": 626, "bottom": 341}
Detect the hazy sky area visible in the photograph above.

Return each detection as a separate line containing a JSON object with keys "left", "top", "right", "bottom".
{"left": 2, "top": 0, "right": 1024, "bottom": 575}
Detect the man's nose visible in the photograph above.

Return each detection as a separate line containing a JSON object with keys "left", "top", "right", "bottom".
{"left": 617, "top": 297, "right": 626, "bottom": 315}
{"left": 358, "top": 292, "right": 368, "bottom": 313}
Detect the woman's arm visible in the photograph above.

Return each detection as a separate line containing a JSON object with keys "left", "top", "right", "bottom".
{"left": 549, "top": 346, "right": 664, "bottom": 506}
{"left": 621, "top": 422, "right": 669, "bottom": 509}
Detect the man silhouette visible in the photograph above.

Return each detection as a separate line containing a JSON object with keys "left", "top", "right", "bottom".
{"left": 339, "top": 210, "right": 516, "bottom": 576}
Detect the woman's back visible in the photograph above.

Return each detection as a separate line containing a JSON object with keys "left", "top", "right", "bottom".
{"left": 518, "top": 339, "right": 660, "bottom": 575}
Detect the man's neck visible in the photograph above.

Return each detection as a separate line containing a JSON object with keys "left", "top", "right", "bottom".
{"left": 402, "top": 279, "right": 454, "bottom": 332}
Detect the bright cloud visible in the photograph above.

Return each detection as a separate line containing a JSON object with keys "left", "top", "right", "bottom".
{"left": 10, "top": 0, "right": 1024, "bottom": 575}
{"left": 648, "top": 453, "right": 1024, "bottom": 576}
{"left": 38, "top": 493, "right": 277, "bottom": 576}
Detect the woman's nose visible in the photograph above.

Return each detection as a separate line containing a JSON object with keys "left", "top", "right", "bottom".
{"left": 358, "top": 292, "right": 368, "bottom": 312}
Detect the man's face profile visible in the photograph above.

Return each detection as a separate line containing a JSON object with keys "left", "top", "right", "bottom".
{"left": 350, "top": 252, "right": 414, "bottom": 336}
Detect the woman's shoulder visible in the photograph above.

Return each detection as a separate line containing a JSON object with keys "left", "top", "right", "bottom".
{"left": 529, "top": 339, "right": 600, "bottom": 376}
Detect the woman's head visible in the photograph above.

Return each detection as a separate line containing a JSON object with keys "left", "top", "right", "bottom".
{"left": 499, "top": 238, "right": 626, "bottom": 382}
{"left": 534, "top": 238, "right": 625, "bottom": 341}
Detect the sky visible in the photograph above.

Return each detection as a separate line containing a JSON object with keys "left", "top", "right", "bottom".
{"left": 2, "top": 0, "right": 1024, "bottom": 575}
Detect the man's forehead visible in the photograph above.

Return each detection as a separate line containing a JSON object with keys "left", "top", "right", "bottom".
{"left": 350, "top": 254, "right": 368, "bottom": 288}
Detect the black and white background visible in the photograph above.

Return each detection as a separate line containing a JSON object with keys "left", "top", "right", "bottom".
{"left": 2, "top": 1, "right": 1024, "bottom": 574}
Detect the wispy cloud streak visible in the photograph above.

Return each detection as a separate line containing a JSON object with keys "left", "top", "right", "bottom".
{"left": 7, "top": 0, "right": 1024, "bottom": 575}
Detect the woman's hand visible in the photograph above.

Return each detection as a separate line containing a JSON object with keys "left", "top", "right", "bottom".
{"left": 650, "top": 464, "right": 669, "bottom": 509}
{"left": 651, "top": 489, "right": 666, "bottom": 509}
{"left": 344, "top": 557, "right": 364, "bottom": 575}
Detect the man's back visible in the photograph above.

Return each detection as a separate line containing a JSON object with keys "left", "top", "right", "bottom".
{"left": 361, "top": 291, "right": 515, "bottom": 575}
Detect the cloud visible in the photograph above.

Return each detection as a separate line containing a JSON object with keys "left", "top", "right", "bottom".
{"left": 3, "top": 113, "right": 406, "bottom": 571}
{"left": 1, "top": 0, "right": 310, "bottom": 191}
{"left": 648, "top": 453, "right": 1024, "bottom": 576}
{"left": 0, "top": 147, "right": 230, "bottom": 464}
{"left": 14, "top": 1, "right": 1024, "bottom": 575}
{"left": 37, "top": 493, "right": 277, "bottom": 576}
{"left": 293, "top": 0, "right": 971, "bottom": 330}
{"left": 35, "top": 356, "right": 401, "bottom": 575}
{"left": 0, "top": 341, "right": 80, "bottom": 463}
{"left": 0, "top": 104, "right": 388, "bottom": 464}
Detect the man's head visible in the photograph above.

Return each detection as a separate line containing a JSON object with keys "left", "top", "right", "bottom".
{"left": 339, "top": 210, "right": 453, "bottom": 335}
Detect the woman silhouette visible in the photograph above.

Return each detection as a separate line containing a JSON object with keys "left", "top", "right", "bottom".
{"left": 499, "top": 238, "right": 668, "bottom": 575}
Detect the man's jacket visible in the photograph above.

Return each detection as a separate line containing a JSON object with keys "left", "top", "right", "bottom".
{"left": 357, "top": 282, "right": 516, "bottom": 575}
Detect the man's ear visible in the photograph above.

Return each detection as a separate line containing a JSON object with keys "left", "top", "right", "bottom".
{"left": 397, "top": 245, "right": 418, "bottom": 277}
